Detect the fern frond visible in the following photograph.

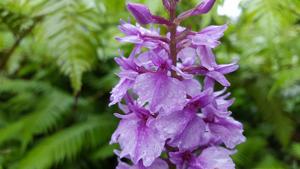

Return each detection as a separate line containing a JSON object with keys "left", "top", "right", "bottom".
{"left": 35, "top": 0, "right": 101, "bottom": 94}
{"left": 0, "top": 78, "right": 73, "bottom": 148}
{"left": 244, "top": 0, "right": 298, "bottom": 37}
{"left": 13, "top": 115, "right": 116, "bottom": 169}
{"left": 269, "top": 67, "right": 300, "bottom": 96}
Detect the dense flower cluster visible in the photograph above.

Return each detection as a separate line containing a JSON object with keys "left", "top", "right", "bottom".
{"left": 109, "top": 0, "right": 245, "bottom": 168}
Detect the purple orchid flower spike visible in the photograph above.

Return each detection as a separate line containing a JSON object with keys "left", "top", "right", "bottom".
{"left": 109, "top": 0, "right": 245, "bottom": 168}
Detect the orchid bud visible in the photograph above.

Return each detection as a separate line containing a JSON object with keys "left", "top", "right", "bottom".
{"left": 177, "top": 0, "right": 216, "bottom": 21}
{"left": 127, "top": 3, "right": 154, "bottom": 25}
{"left": 162, "top": 0, "right": 171, "bottom": 11}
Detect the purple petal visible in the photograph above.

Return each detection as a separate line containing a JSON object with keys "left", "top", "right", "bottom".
{"left": 172, "top": 66, "right": 194, "bottom": 79}
{"left": 192, "top": 34, "right": 221, "bottom": 48}
{"left": 154, "top": 110, "right": 193, "bottom": 140}
{"left": 182, "top": 66, "right": 208, "bottom": 75}
{"left": 199, "top": 24, "right": 228, "bottom": 40}
{"left": 170, "top": 115, "right": 207, "bottom": 150}
{"left": 197, "top": 46, "right": 217, "bottom": 70}
{"left": 206, "top": 71, "right": 230, "bottom": 87}
{"left": 192, "top": 25, "right": 228, "bottom": 48}
{"left": 169, "top": 151, "right": 195, "bottom": 169}
{"left": 111, "top": 114, "right": 165, "bottom": 167}
{"left": 178, "top": 47, "right": 197, "bottom": 66}
{"left": 127, "top": 3, "right": 154, "bottom": 24}
{"left": 187, "top": 88, "right": 214, "bottom": 110}
{"left": 208, "top": 116, "right": 246, "bottom": 149}
{"left": 192, "top": 146, "right": 235, "bottom": 169}
{"left": 117, "top": 158, "right": 168, "bottom": 169}
{"left": 216, "top": 62, "right": 239, "bottom": 74}
{"left": 182, "top": 79, "right": 202, "bottom": 97}
{"left": 116, "top": 160, "right": 131, "bottom": 169}
{"left": 133, "top": 72, "right": 187, "bottom": 114}
{"left": 109, "top": 78, "right": 135, "bottom": 106}
{"left": 203, "top": 76, "right": 215, "bottom": 89}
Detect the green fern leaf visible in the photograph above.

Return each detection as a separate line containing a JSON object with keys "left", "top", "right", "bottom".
{"left": 13, "top": 115, "right": 116, "bottom": 169}
{"left": 0, "top": 78, "right": 73, "bottom": 148}
{"left": 35, "top": 0, "right": 100, "bottom": 94}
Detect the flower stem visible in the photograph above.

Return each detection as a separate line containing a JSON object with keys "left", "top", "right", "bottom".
{"left": 169, "top": 0, "right": 178, "bottom": 77}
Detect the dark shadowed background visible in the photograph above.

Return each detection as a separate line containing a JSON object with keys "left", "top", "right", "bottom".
{"left": 0, "top": 0, "right": 299, "bottom": 168}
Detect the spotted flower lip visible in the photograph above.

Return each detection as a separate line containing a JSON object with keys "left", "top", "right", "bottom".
{"left": 110, "top": 0, "right": 245, "bottom": 168}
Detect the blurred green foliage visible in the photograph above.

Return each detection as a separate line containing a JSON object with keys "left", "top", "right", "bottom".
{"left": 0, "top": 0, "right": 299, "bottom": 169}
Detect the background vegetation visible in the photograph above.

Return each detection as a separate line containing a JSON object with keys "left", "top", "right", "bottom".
{"left": 0, "top": 0, "right": 299, "bottom": 168}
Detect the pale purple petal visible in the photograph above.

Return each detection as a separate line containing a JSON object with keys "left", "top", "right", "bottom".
{"left": 110, "top": 79, "right": 135, "bottom": 106}
{"left": 169, "top": 151, "right": 195, "bottom": 169}
{"left": 178, "top": 47, "right": 197, "bottom": 66}
{"left": 182, "top": 79, "right": 202, "bottom": 97}
{"left": 208, "top": 116, "right": 246, "bottom": 149}
{"left": 170, "top": 116, "right": 207, "bottom": 150}
{"left": 154, "top": 110, "right": 193, "bottom": 140}
{"left": 199, "top": 24, "right": 228, "bottom": 40}
{"left": 146, "top": 158, "right": 169, "bottom": 169}
{"left": 192, "top": 34, "right": 220, "bottom": 48}
{"left": 192, "top": 25, "right": 228, "bottom": 48}
{"left": 197, "top": 46, "right": 217, "bottom": 70}
{"left": 111, "top": 114, "right": 165, "bottom": 167}
{"left": 206, "top": 71, "right": 230, "bottom": 87}
{"left": 192, "top": 146, "right": 235, "bottom": 169}
{"left": 133, "top": 72, "right": 187, "bottom": 114}
{"left": 117, "top": 158, "right": 168, "bottom": 169}
{"left": 172, "top": 66, "right": 194, "bottom": 79}
{"left": 204, "top": 77, "right": 215, "bottom": 89}
{"left": 116, "top": 160, "right": 132, "bottom": 169}
{"left": 187, "top": 88, "right": 214, "bottom": 110}
{"left": 216, "top": 62, "right": 239, "bottom": 74}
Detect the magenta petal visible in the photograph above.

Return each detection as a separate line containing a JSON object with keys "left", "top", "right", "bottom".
{"left": 133, "top": 72, "right": 187, "bottom": 114}
{"left": 192, "top": 146, "right": 235, "bottom": 169}
{"left": 111, "top": 114, "right": 165, "bottom": 167}
{"left": 127, "top": 3, "right": 154, "bottom": 24}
